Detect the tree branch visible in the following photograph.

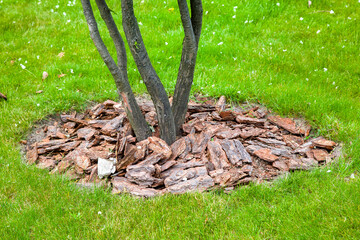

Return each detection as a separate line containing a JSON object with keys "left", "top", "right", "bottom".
{"left": 121, "top": 0, "right": 176, "bottom": 145}
{"left": 172, "top": 0, "right": 202, "bottom": 134}
{"left": 95, "top": 0, "right": 127, "bottom": 74}
{"left": 190, "top": 0, "right": 203, "bottom": 45}
{"left": 81, "top": 0, "right": 151, "bottom": 141}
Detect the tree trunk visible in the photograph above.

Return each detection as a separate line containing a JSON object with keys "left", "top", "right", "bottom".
{"left": 121, "top": 0, "right": 176, "bottom": 145}
{"left": 81, "top": 0, "right": 151, "bottom": 141}
{"left": 172, "top": 0, "right": 203, "bottom": 135}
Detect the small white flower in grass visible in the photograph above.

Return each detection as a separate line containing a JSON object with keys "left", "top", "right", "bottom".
{"left": 98, "top": 211, "right": 102, "bottom": 215}
{"left": 37, "top": 55, "right": 39, "bottom": 59}
{"left": 300, "top": 40, "right": 303, "bottom": 44}
{"left": 327, "top": 170, "right": 331, "bottom": 173}
{"left": 15, "top": 123, "right": 18, "bottom": 127}
{"left": 300, "top": 17, "right": 303, "bottom": 21}
{"left": 336, "top": 86, "right": 338, "bottom": 89}
{"left": 70, "top": 69, "right": 74, "bottom": 73}
{"left": 269, "top": 43, "right": 272, "bottom": 45}
{"left": 244, "top": 20, "right": 248, "bottom": 23}
{"left": 37, "top": 103, "right": 40, "bottom": 107}
{"left": 330, "top": 10, "right": 334, "bottom": 14}
{"left": 165, "top": 42, "right": 168, "bottom": 45}
{"left": 306, "top": 78, "right": 309, "bottom": 81}
{"left": 348, "top": 17, "right": 351, "bottom": 20}
{"left": 316, "top": 30, "right": 321, "bottom": 34}
{"left": 324, "top": 68, "right": 328, "bottom": 72}
{"left": 211, "top": 1, "right": 213, "bottom": 3}
{"left": 342, "top": 45, "right": 345, "bottom": 48}
{"left": 346, "top": 5, "right": 348, "bottom": 8}
{"left": 211, "top": 84, "right": 215, "bottom": 87}
{"left": 138, "top": 22, "right": 142, "bottom": 25}
{"left": 332, "top": 81, "right": 335, "bottom": 85}
{"left": 276, "top": 3, "right": 280, "bottom": 6}
{"left": 205, "top": 11, "right": 208, "bottom": 15}
{"left": 237, "top": 91, "right": 241, "bottom": 94}
{"left": 51, "top": 9, "right": 54, "bottom": 12}
{"left": 212, "top": 32, "right": 215, "bottom": 35}
{"left": 232, "top": 15, "right": 236, "bottom": 19}
{"left": 283, "top": 49, "right": 287, "bottom": 52}
{"left": 20, "top": 64, "right": 26, "bottom": 69}
{"left": 269, "top": 83, "right": 272, "bottom": 85}
{"left": 55, "top": 5, "right": 59, "bottom": 8}
{"left": 66, "top": 20, "right": 71, "bottom": 24}
{"left": 63, "top": 12, "right": 66, "bottom": 16}
{"left": 18, "top": 58, "right": 21, "bottom": 61}
{"left": 234, "top": 6, "right": 238, "bottom": 12}
{"left": 233, "top": 57, "right": 237, "bottom": 61}
{"left": 217, "top": 42, "right": 223, "bottom": 46}
{"left": 307, "top": 26, "right": 309, "bottom": 29}
{"left": 327, "top": 24, "right": 330, "bottom": 27}
{"left": 28, "top": 41, "right": 30, "bottom": 44}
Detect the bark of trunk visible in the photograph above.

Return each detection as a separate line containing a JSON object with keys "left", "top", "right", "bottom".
{"left": 121, "top": 0, "right": 176, "bottom": 145}
{"left": 172, "top": 0, "right": 203, "bottom": 135}
{"left": 81, "top": 0, "right": 151, "bottom": 141}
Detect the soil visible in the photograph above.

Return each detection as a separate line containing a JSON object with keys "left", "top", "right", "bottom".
{"left": 23, "top": 96, "right": 342, "bottom": 197}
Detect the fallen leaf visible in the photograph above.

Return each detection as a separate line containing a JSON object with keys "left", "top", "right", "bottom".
{"left": 168, "top": 8, "right": 174, "bottom": 12}
{"left": 42, "top": 71, "right": 48, "bottom": 80}
{"left": 0, "top": 92, "right": 7, "bottom": 101}
{"left": 36, "top": 90, "right": 43, "bottom": 94}
{"left": 58, "top": 73, "right": 66, "bottom": 78}
{"left": 58, "top": 52, "right": 65, "bottom": 58}
{"left": 10, "top": 60, "right": 15, "bottom": 65}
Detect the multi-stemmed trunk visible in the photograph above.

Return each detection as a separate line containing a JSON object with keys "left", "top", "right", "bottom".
{"left": 81, "top": 0, "right": 202, "bottom": 145}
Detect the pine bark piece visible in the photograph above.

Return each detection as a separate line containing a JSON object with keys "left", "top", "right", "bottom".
{"left": 64, "top": 148, "right": 92, "bottom": 170}
{"left": 253, "top": 148, "right": 278, "bottom": 162}
{"left": 165, "top": 175, "right": 214, "bottom": 194}
{"left": 313, "top": 139, "right": 337, "bottom": 150}
{"left": 219, "top": 111, "right": 236, "bottom": 121}
{"left": 215, "top": 128, "right": 242, "bottom": 139}
{"left": 268, "top": 115, "right": 310, "bottom": 136}
{"left": 77, "top": 127, "right": 97, "bottom": 141}
{"left": 112, "top": 177, "right": 160, "bottom": 197}
{"left": 190, "top": 132, "right": 211, "bottom": 155}
{"left": 256, "top": 137, "right": 286, "bottom": 146}
{"left": 57, "top": 160, "right": 72, "bottom": 173}
{"left": 148, "top": 137, "right": 172, "bottom": 159}
{"left": 311, "top": 149, "right": 329, "bottom": 161}
{"left": 288, "top": 158, "right": 318, "bottom": 170}
{"left": 211, "top": 168, "right": 248, "bottom": 187}
{"left": 26, "top": 144, "right": 38, "bottom": 164}
{"left": 169, "top": 137, "right": 187, "bottom": 160}
{"left": 145, "top": 111, "right": 158, "bottom": 126}
{"left": 160, "top": 159, "right": 206, "bottom": 179}
{"left": 125, "top": 164, "right": 161, "bottom": 187}
{"left": 221, "top": 139, "right": 252, "bottom": 165}
{"left": 101, "top": 114, "right": 126, "bottom": 136}
{"left": 187, "top": 104, "right": 216, "bottom": 113}
{"left": 235, "top": 115, "right": 266, "bottom": 125}
{"left": 116, "top": 145, "right": 137, "bottom": 171}
{"left": 239, "top": 128, "right": 266, "bottom": 139}
{"left": 272, "top": 161, "right": 289, "bottom": 171}
{"left": 190, "top": 112, "right": 210, "bottom": 120}
{"left": 215, "top": 96, "right": 226, "bottom": 112}
{"left": 164, "top": 166, "right": 208, "bottom": 187}
{"left": 207, "top": 140, "right": 231, "bottom": 170}
{"left": 88, "top": 119, "right": 110, "bottom": 129}
{"left": 283, "top": 135, "right": 304, "bottom": 149}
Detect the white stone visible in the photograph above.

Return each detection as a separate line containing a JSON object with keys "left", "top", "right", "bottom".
{"left": 98, "top": 158, "right": 116, "bottom": 179}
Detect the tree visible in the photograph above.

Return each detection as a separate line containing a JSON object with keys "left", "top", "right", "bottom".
{"left": 81, "top": 0, "right": 202, "bottom": 145}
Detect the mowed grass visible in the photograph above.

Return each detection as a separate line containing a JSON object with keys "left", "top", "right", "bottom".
{"left": 1, "top": 0, "right": 360, "bottom": 238}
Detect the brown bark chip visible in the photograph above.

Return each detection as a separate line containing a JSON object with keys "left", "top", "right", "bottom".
{"left": 25, "top": 98, "right": 340, "bottom": 197}
{"left": 253, "top": 148, "right": 279, "bottom": 162}
{"left": 313, "top": 138, "right": 337, "bottom": 150}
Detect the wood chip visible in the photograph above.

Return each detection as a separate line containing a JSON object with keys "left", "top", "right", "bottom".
{"left": 253, "top": 148, "right": 279, "bottom": 162}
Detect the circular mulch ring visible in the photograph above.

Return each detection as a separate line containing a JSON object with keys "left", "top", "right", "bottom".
{"left": 23, "top": 96, "right": 342, "bottom": 197}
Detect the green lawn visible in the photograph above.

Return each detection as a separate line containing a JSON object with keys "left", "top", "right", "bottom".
{"left": 1, "top": 0, "right": 360, "bottom": 238}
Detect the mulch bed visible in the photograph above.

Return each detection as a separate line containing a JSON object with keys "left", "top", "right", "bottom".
{"left": 24, "top": 96, "right": 341, "bottom": 197}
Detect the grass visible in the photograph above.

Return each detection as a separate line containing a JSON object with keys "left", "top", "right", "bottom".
{"left": 1, "top": 0, "right": 360, "bottom": 238}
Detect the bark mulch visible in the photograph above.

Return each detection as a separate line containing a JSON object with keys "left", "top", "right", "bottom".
{"left": 24, "top": 96, "right": 341, "bottom": 197}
